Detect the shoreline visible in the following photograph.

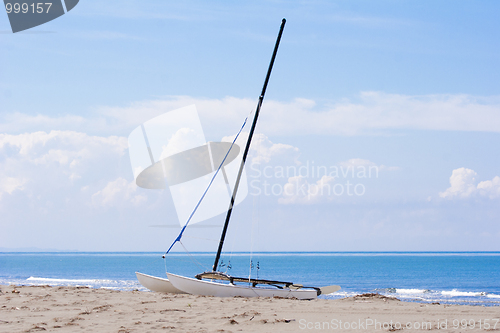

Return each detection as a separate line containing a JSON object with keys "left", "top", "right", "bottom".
{"left": 3, "top": 281, "right": 500, "bottom": 308}
{"left": 1, "top": 285, "right": 499, "bottom": 332}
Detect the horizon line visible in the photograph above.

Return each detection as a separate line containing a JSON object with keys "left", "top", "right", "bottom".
{"left": 2, "top": 250, "right": 500, "bottom": 254}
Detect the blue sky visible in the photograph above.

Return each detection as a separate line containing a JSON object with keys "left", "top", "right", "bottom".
{"left": 1, "top": 1, "right": 499, "bottom": 252}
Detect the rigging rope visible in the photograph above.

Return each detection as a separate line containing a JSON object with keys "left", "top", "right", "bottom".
{"left": 179, "top": 241, "right": 208, "bottom": 271}
{"left": 162, "top": 241, "right": 208, "bottom": 272}
{"left": 248, "top": 128, "right": 263, "bottom": 279}
{"left": 163, "top": 109, "right": 253, "bottom": 257}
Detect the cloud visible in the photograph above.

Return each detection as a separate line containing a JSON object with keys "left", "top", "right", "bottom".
{"left": 159, "top": 127, "right": 198, "bottom": 160}
{"left": 219, "top": 136, "right": 392, "bottom": 205}
{"left": 477, "top": 177, "right": 500, "bottom": 199}
{"left": 99, "top": 95, "right": 256, "bottom": 137}
{"left": 276, "top": 161, "right": 386, "bottom": 205}
{"left": 0, "top": 130, "right": 127, "bottom": 157}
{"left": 0, "top": 131, "right": 127, "bottom": 180}
{"left": 0, "top": 176, "right": 27, "bottom": 200}
{"left": 91, "top": 177, "right": 146, "bottom": 207}
{"left": 440, "top": 168, "right": 500, "bottom": 199}
{"left": 222, "top": 132, "right": 300, "bottom": 166}
{"left": 258, "top": 93, "right": 500, "bottom": 136}
{"left": 249, "top": 134, "right": 301, "bottom": 166}
{"left": 0, "top": 130, "right": 129, "bottom": 207}
{"left": 3, "top": 93, "right": 500, "bottom": 137}
{"left": 0, "top": 113, "right": 88, "bottom": 135}
{"left": 439, "top": 168, "right": 477, "bottom": 199}
{"left": 223, "top": 136, "right": 397, "bottom": 179}
{"left": 278, "top": 175, "right": 338, "bottom": 205}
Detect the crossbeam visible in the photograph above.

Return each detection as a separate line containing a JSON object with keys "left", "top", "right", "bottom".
{"left": 195, "top": 271, "right": 321, "bottom": 295}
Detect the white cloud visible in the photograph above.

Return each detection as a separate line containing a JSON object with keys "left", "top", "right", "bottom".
{"left": 3, "top": 93, "right": 500, "bottom": 137}
{"left": 0, "top": 130, "right": 127, "bottom": 159}
{"left": 0, "top": 113, "right": 88, "bottom": 135}
{"left": 91, "top": 177, "right": 146, "bottom": 207}
{"left": 159, "top": 127, "right": 198, "bottom": 160}
{"left": 0, "top": 176, "right": 27, "bottom": 200}
{"left": 218, "top": 137, "right": 392, "bottom": 205}
{"left": 258, "top": 92, "right": 500, "bottom": 136}
{"left": 439, "top": 168, "right": 477, "bottom": 199}
{"left": 278, "top": 175, "right": 337, "bottom": 205}
{"left": 99, "top": 96, "right": 256, "bottom": 136}
{"left": 0, "top": 130, "right": 129, "bottom": 208}
{"left": 277, "top": 168, "right": 374, "bottom": 205}
{"left": 477, "top": 176, "right": 500, "bottom": 199}
{"left": 440, "top": 168, "right": 500, "bottom": 199}
{"left": 223, "top": 133, "right": 396, "bottom": 182}
{"left": 222, "top": 132, "right": 300, "bottom": 166}
{"left": 250, "top": 134, "right": 300, "bottom": 165}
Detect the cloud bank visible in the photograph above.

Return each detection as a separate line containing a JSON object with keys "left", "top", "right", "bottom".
{"left": 2, "top": 92, "right": 500, "bottom": 137}
{"left": 0, "top": 131, "right": 141, "bottom": 210}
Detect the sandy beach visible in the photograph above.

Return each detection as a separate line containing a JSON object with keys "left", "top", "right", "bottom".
{"left": 1, "top": 285, "right": 499, "bottom": 333}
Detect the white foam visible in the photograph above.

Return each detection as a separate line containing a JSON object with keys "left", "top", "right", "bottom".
{"left": 441, "top": 289, "right": 486, "bottom": 297}
{"left": 486, "top": 293, "right": 500, "bottom": 299}
{"left": 22, "top": 276, "right": 146, "bottom": 291}
{"left": 395, "top": 288, "right": 428, "bottom": 295}
{"left": 320, "top": 291, "right": 359, "bottom": 299}
{"left": 27, "top": 277, "right": 115, "bottom": 284}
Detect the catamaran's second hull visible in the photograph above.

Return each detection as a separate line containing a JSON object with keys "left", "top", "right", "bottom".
{"left": 167, "top": 272, "right": 318, "bottom": 300}
{"left": 136, "top": 272, "right": 186, "bottom": 294}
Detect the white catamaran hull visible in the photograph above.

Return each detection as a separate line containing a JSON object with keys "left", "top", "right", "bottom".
{"left": 136, "top": 272, "right": 186, "bottom": 294}
{"left": 167, "top": 272, "right": 318, "bottom": 300}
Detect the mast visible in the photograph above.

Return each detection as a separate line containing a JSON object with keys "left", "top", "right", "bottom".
{"left": 212, "top": 18, "right": 286, "bottom": 272}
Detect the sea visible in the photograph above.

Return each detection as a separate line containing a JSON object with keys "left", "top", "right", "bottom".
{"left": 1, "top": 252, "right": 499, "bottom": 306}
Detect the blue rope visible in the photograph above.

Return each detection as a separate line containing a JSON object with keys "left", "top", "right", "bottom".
{"left": 163, "top": 115, "right": 249, "bottom": 257}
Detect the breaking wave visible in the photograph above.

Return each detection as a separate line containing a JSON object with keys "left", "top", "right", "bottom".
{"left": 441, "top": 289, "right": 487, "bottom": 297}
{"left": 322, "top": 287, "right": 500, "bottom": 306}
{"left": 2, "top": 276, "right": 146, "bottom": 292}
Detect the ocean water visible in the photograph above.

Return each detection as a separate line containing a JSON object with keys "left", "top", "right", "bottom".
{"left": 1, "top": 252, "right": 499, "bottom": 306}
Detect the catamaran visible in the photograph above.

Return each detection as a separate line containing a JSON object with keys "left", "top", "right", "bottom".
{"left": 136, "top": 18, "right": 340, "bottom": 300}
